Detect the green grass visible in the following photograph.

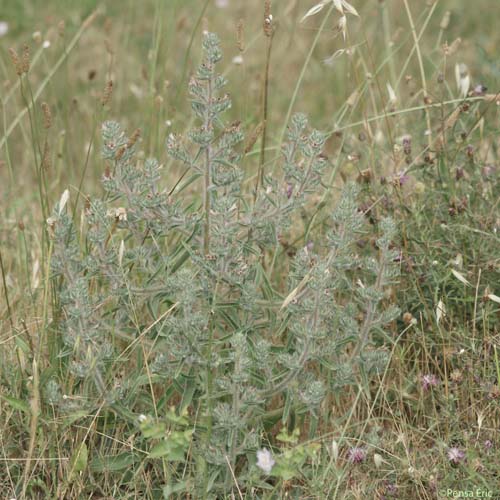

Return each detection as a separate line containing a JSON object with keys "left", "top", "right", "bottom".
{"left": 1, "top": 0, "right": 499, "bottom": 498}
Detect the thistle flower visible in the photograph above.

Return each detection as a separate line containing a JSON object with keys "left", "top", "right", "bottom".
{"left": 256, "top": 448, "right": 275, "bottom": 474}
{"left": 447, "top": 447, "right": 465, "bottom": 465}
{"left": 421, "top": 374, "right": 440, "bottom": 391}
{"left": 347, "top": 446, "right": 367, "bottom": 464}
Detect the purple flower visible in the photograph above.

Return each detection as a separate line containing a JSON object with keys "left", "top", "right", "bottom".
{"left": 347, "top": 446, "right": 367, "bottom": 464}
{"left": 384, "top": 482, "right": 398, "bottom": 496}
{"left": 472, "top": 84, "right": 487, "bottom": 96}
{"left": 484, "top": 440, "right": 493, "bottom": 451}
{"left": 285, "top": 183, "right": 294, "bottom": 199}
{"left": 421, "top": 374, "right": 440, "bottom": 391}
{"left": 393, "top": 170, "right": 410, "bottom": 187}
{"left": 447, "top": 447, "right": 466, "bottom": 465}
{"left": 481, "top": 164, "right": 496, "bottom": 180}
{"left": 256, "top": 448, "right": 275, "bottom": 474}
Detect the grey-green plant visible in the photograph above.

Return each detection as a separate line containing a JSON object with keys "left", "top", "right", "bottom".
{"left": 46, "top": 32, "right": 400, "bottom": 497}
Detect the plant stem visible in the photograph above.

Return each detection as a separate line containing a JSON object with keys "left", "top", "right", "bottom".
{"left": 203, "top": 78, "right": 213, "bottom": 256}
{"left": 256, "top": 29, "right": 274, "bottom": 198}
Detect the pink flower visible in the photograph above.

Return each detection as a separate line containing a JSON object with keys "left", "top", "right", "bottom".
{"left": 447, "top": 447, "right": 465, "bottom": 465}
{"left": 421, "top": 374, "right": 440, "bottom": 391}
{"left": 347, "top": 446, "right": 367, "bottom": 464}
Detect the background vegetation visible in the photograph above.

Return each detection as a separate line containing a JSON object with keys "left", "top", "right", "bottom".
{"left": 0, "top": 0, "right": 499, "bottom": 498}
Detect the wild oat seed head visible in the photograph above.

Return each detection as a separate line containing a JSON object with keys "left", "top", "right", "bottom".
{"left": 440, "top": 10, "right": 450, "bottom": 30}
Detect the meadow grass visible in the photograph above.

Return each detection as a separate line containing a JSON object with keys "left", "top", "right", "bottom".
{"left": 0, "top": 1, "right": 499, "bottom": 498}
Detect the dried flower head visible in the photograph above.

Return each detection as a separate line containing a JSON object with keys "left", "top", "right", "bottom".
{"left": 450, "top": 369, "right": 463, "bottom": 384}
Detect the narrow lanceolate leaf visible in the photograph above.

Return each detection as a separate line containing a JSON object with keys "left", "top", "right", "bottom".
{"left": 300, "top": 2, "right": 326, "bottom": 23}
{"left": 281, "top": 273, "right": 311, "bottom": 310}
{"left": 118, "top": 239, "right": 125, "bottom": 267}
{"left": 451, "top": 269, "right": 471, "bottom": 286}
{"left": 69, "top": 442, "right": 88, "bottom": 481}
{"left": 1, "top": 394, "right": 30, "bottom": 413}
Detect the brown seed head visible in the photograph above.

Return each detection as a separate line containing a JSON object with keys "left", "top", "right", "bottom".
{"left": 21, "top": 43, "right": 30, "bottom": 73}
{"left": 115, "top": 146, "right": 126, "bottom": 161}
{"left": 101, "top": 80, "right": 113, "bottom": 106}
{"left": 58, "top": 20, "right": 65, "bottom": 37}
{"left": 264, "top": 0, "right": 273, "bottom": 37}
{"left": 104, "top": 38, "right": 114, "bottom": 55}
{"left": 104, "top": 18, "right": 112, "bottom": 35}
{"left": 41, "top": 102, "right": 52, "bottom": 129}
{"left": 402, "top": 312, "right": 414, "bottom": 325}
{"left": 41, "top": 140, "right": 51, "bottom": 170}
{"left": 8, "top": 48, "right": 23, "bottom": 76}
{"left": 127, "top": 128, "right": 141, "bottom": 149}
{"left": 244, "top": 121, "right": 265, "bottom": 154}
{"left": 237, "top": 19, "right": 244, "bottom": 52}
